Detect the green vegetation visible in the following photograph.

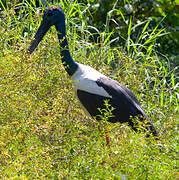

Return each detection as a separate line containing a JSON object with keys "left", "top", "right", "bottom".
{"left": 0, "top": 0, "right": 178, "bottom": 179}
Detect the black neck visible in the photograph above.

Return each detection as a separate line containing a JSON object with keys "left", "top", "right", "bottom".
{"left": 55, "top": 24, "right": 78, "bottom": 76}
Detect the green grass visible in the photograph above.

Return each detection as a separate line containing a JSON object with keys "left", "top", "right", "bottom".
{"left": 0, "top": 1, "right": 178, "bottom": 179}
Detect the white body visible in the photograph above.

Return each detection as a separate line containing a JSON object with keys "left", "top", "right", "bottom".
{"left": 71, "top": 63, "right": 112, "bottom": 98}
{"left": 71, "top": 63, "right": 112, "bottom": 116}
{"left": 71, "top": 63, "right": 145, "bottom": 117}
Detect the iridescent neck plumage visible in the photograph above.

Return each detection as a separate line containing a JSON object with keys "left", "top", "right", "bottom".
{"left": 55, "top": 23, "right": 78, "bottom": 76}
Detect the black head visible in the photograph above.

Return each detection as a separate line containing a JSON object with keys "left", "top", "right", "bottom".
{"left": 28, "top": 7, "right": 66, "bottom": 54}
{"left": 43, "top": 7, "right": 65, "bottom": 26}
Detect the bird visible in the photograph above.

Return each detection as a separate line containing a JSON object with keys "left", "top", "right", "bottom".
{"left": 28, "top": 6, "right": 158, "bottom": 140}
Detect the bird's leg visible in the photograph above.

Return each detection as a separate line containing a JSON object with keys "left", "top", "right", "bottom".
{"left": 103, "top": 121, "right": 111, "bottom": 150}
{"left": 97, "top": 121, "right": 103, "bottom": 138}
{"left": 97, "top": 121, "right": 111, "bottom": 156}
{"left": 97, "top": 122, "right": 119, "bottom": 169}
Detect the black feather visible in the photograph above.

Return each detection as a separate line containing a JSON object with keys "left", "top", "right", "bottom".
{"left": 77, "top": 77, "right": 158, "bottom": 136}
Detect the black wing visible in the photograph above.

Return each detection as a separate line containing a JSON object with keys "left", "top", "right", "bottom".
{"left": 77, "top": 77, "right": 157, "bottom": 136}
{"left": 96, "top": 77, "right": 148, "bottom": 120}
{"left": 97, "top": 77, "right": 141, "bottom": 107}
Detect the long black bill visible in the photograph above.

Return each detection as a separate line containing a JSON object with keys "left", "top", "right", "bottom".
{"left": 28, "top": 20, "right": 51, "bottom": 54}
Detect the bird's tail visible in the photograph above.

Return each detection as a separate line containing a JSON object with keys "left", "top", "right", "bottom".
{"left": 130, "top": 115, "right": 158, "bottom": 139}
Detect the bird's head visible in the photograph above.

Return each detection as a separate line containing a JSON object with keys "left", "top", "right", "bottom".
{"left": 43, "top": 7, "right": 65, "bottom": 26}
{"left": 29, "top": 7, "right": 66, "bottom": 54}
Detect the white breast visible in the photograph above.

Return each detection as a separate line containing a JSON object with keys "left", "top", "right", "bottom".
{"left": 71, "top": 63, "right": 111, "bottom": 98}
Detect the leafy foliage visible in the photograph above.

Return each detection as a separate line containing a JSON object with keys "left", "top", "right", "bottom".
{"left": 79, "top": 0, "right": 179, "bottom": 55}
{"left": 0, "top": 0, "right": 178, "bottom": 179}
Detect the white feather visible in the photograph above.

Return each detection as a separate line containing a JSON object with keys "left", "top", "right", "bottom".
{"left": 71, "top": 63, "right": 112, "bottom": 98}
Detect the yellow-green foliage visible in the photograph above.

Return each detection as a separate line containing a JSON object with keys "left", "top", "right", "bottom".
{"left": 0, "top": 1, "right": 178, "bottom": 179}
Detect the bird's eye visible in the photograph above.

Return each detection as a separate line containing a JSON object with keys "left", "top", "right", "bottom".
{"left": 47, "top": 12, "right": 53, "bottom": 16}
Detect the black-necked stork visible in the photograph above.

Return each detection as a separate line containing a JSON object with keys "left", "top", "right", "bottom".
{"left": 28, "top": 7, "right": 158, "bottom": 139}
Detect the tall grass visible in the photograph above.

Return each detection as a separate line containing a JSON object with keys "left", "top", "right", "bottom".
{"left": 0, "top": 1, "right": 178, "bottom": 179}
